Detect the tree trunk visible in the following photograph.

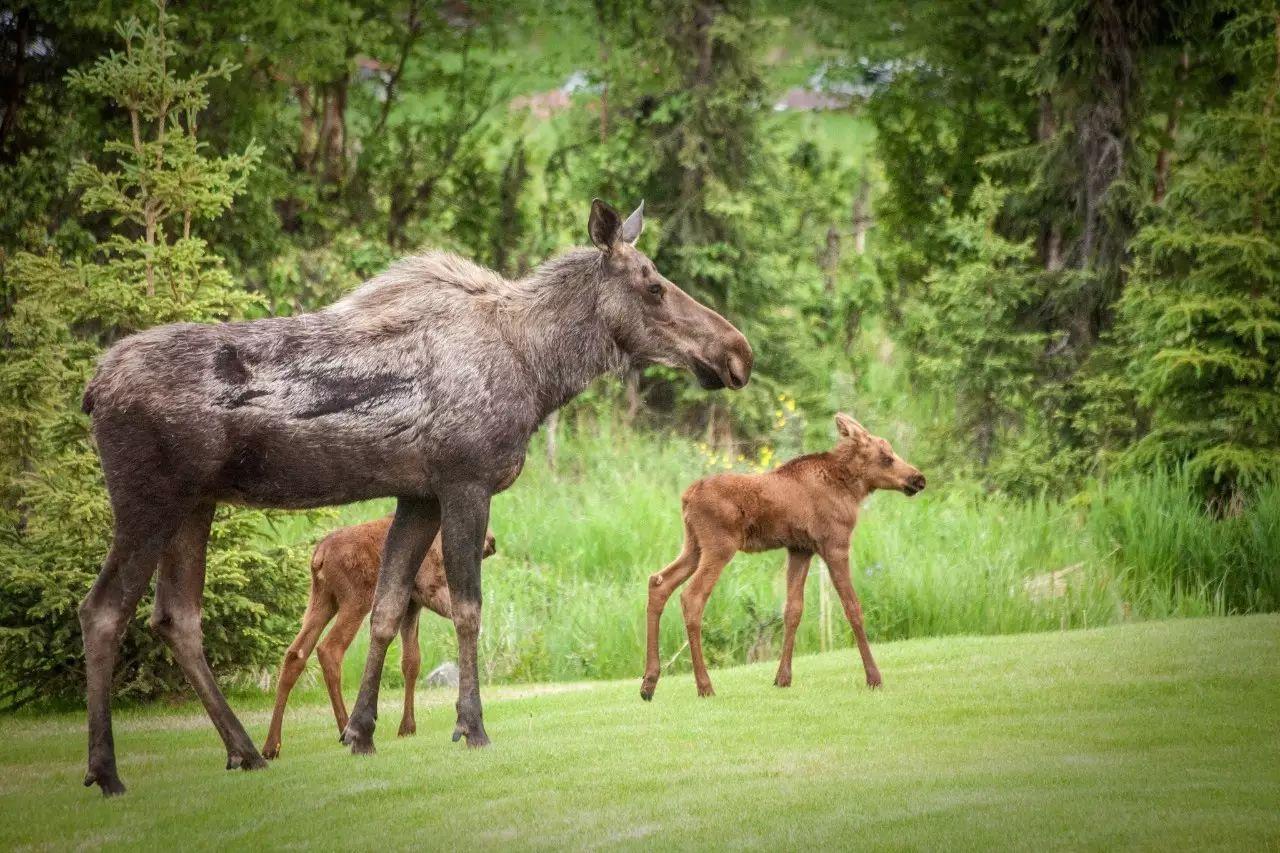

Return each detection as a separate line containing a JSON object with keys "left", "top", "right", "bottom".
{"left": 544, "top": 410, "right": 559, "bottom": 471}
{"left": 1037, "top": 93, "right": 1063, "bottom": 272}
{"left": 1153, "top": 47, "right": 1189, "bottom": 204}
{"left": 851, "top": 171, "right": 871, "bottom": 256}
{"left": 1254, "top": 14, "right": 1280, "bottom": 234}
{"left": 624, "top": 368, "right": 642, "bottom": 424}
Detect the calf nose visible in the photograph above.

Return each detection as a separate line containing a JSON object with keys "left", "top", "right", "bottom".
{"left": 484, "top": 534, "right": 497, "bottom": 557}
{"left": 909, "top": 473, "right": 927, "bottom": 492}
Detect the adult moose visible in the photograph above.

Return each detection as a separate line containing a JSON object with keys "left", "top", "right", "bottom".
{"left": 79, "top": 199, "right": 752, "bottom": 795}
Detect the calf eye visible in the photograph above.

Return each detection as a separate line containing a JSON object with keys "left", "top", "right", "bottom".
{"left": 648, "top": 282, "right": 663, "bottom": 296}
{"left": 879, "top": 452, "right": 893, "bottom": 466}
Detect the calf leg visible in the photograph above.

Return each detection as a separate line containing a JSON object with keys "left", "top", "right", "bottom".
{"left": 398, "top": 602, "right": 423, "bottom": 737}
{"left": 150, "top": 505, "right": 265, "bottom": 771}
{"left": 822, "top": 547, "right": 882, "bottom": 688}
{"left": 679, "top": 545, "right": 736, "bottom": 698}
{"left": 80, "top": 509, "right": 181, "bottom": 796}
{"left": 774, "top": 550, "right": 813, "bottom": 688}
{"left": 439, "top": 481, "right": 493, "bottom": 747}
{"left": 342, "top": 497, "right": 439, "bottom": 754}
{"left": 316, "top": 600, "right": 365, "bottom": 735}
{"left": 262, "top": 590, "right": 337, "bottom": 759}
{"left": 641, "top": 533, "right": 699, "bottom": 701}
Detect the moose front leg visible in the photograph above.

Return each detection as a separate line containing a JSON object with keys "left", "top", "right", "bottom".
{"left": 342, "top": 497, "right": 439, "bottom": 754}
{"left": 821, "top": 545, "right": 882, "bottom": 688}
{"left": 440, "top": 482, "right": 492, "bottom": 747}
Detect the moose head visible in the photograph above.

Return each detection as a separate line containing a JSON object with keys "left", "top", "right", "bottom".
{"left": 588, "top": 199, "right": 753, "bottom": 391}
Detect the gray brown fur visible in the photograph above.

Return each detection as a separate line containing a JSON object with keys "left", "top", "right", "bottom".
{"left": 77, "top": 199, "right": 752, "bottom": 796}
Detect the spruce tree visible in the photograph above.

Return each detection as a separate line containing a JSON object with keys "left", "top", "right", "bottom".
{"left": 0, "top": 1, "right": 308, "bottom": 706}
{"left": 1117, "top": 6, "right": 1280, "bottom": 505}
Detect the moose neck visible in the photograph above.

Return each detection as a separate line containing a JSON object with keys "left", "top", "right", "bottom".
{"left": 507, "top": 249, "right": 628, "bottom": 422}
{"left": 824, "top": 446, "right": 874, "bottom": 504}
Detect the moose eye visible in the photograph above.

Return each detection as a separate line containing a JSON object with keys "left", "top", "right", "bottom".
{"left": 647, "top": 282, "right": 663, "bottom": 297}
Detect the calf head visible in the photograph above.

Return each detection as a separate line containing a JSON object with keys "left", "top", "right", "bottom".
{"left": 588, "top": 199, "right": 753, "bottom": 391}
{"left": 834, "top": 412, "right": 926, "bottom": 496}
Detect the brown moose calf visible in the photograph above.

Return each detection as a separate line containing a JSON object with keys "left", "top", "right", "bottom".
{"left": 262, "top": 516, "right": 496, "bottom": 759}
{"left": 641, "top": 413, "right": 925, "bottom": 700}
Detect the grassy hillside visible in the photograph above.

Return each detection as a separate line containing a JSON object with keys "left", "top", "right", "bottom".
{"left": 4, "top": 615, "right": 1276, "bottom": 849}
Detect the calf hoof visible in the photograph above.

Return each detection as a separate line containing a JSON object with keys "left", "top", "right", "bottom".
{"left": 226, "top": 750, "right": 268, "bottom": 771}
{"left": 639, "top": 676, "right": 657, "bottom": 702}
{"left": 865, "top": 669, "right": 883, "bottom": 689}
{"left": 696, "top": 683, "right": 716, "bottom": 698}
{"left": 774, "top": 673, "right": 792, "bottom": 688}
{"left": 84, "top": 768, "right": 126, "bottom": 798}
{"left": 261, "top": 741, "right": 281, "bottom": 761}
{"left": 397, "top": 719, "right": 416, "bottom": 738}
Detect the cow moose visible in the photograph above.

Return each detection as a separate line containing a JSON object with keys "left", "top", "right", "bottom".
{"left": 78, "top": 199, "right": 752, "bottom": 795}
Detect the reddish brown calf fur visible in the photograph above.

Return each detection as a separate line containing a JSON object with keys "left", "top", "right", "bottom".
{"left": 641, "top": 414, "right": 925, "bottom": 700}
{"left": 261, "top": 516, "right": 496, "bottom": 760}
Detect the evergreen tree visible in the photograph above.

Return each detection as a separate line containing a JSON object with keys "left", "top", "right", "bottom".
{"left": 1117, "top": 5, "right": 1280, "bottom": 505}
{"left": 903, "top": 183, "right": 1046, "bottom": 479}
{"left": 0, "top": 1, "right": 308, "bottom": 706}
{"left": 582, "top": 0, "right": 850, "bottom": 441}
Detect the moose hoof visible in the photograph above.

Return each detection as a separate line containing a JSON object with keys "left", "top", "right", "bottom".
{"left": 84, "top": 768, "right": 126, "bottom": 798}
{"left": 226, "top": 751, "right": 267, "bottom": 771}
{"left": 452, "top": 722, "right": 490, "bottom": 748}
{"left": 341, "top": 722, "right": 376, "bottom": 755}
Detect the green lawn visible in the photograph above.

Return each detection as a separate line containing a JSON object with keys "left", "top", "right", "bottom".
{"left": 3, "top": 615, "right": 1277, "bottom": 850}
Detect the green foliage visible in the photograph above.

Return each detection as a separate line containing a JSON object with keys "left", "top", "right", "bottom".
{"left": 264, "top": 423, "right": 1278, "bottom": 689}
{"left": 1116, "top": 5, "right": 1280, "bottom": 501}
{"left": 903, "top": 184, "right": 1047, "bottom": 476}
{"left": 0, "top": 2, "right": 308, "bottom": 707}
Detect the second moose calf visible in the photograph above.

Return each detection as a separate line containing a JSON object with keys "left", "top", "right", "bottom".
{"left": 262, "top": 516, "right": 496, "bottom": 760}
{"left": 641, "top": 414, "right": 925, "bottom": 700}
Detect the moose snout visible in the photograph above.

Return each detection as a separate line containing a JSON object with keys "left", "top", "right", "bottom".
{"left": 724, "top": 341, "right": 753, "bottom": 391}
{"left": 904, "top": 472, "right": 927, "bottom": 496}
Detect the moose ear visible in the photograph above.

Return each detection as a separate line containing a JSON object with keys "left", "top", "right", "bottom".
{"left": 589, "top": 198, "right": 623, "bottom": 250}
{"left": 620, "top": 199, "right": 644, "bottom": 245}
{"left": 835, "top": 412, "right": 868, "bottom": 442}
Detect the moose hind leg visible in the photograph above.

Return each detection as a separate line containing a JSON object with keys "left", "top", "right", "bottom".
{"left": 641, "top": 536, "right": 700, "bottom": 701}
{"left": 440, "top": 481, "right": 492, "bottom": 748}
{"left": 262, "top": 592, "right": 337, "bottom": 760}
{"left": 342, "top": 497, "right": 439, "bottom": 755}
{"left": 774, "top": 550, "right": 812, "bottom": 688}
{"left": 150, "top": 505, "right": 265, "bottom": 771}
{"left": 398, "top": 602, "right": 423, "bottom": 737}
{"left": 679, "top": 546, "right": 735, "bottom": 698}
{"left": 80, "top": 505, "right": 183, "bottom": 796}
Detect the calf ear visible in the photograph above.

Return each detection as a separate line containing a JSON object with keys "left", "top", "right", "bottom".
{"left": 589, "top": 198, "right": 622, "bottom": 250}
{"left": 835, "top": 412, "right": 868, "bottom": 442}
{"left": 621, "top": 199, "right": 645, "bottom": 245}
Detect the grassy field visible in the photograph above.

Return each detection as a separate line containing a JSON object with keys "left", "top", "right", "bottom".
{"left": 252, "top": 422, "right": 1280, "bottom": 689}
{"left": 3, "top": 615, "right": 1276, "bottom": 850}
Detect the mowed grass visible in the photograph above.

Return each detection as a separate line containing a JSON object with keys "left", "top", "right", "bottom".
{"left": 3, "top": 615, "right": 1277, "bottom": 850}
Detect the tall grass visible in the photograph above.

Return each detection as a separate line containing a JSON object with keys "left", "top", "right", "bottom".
{"left": 259, "top": 423, "right": 1280, "bottom": 687}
